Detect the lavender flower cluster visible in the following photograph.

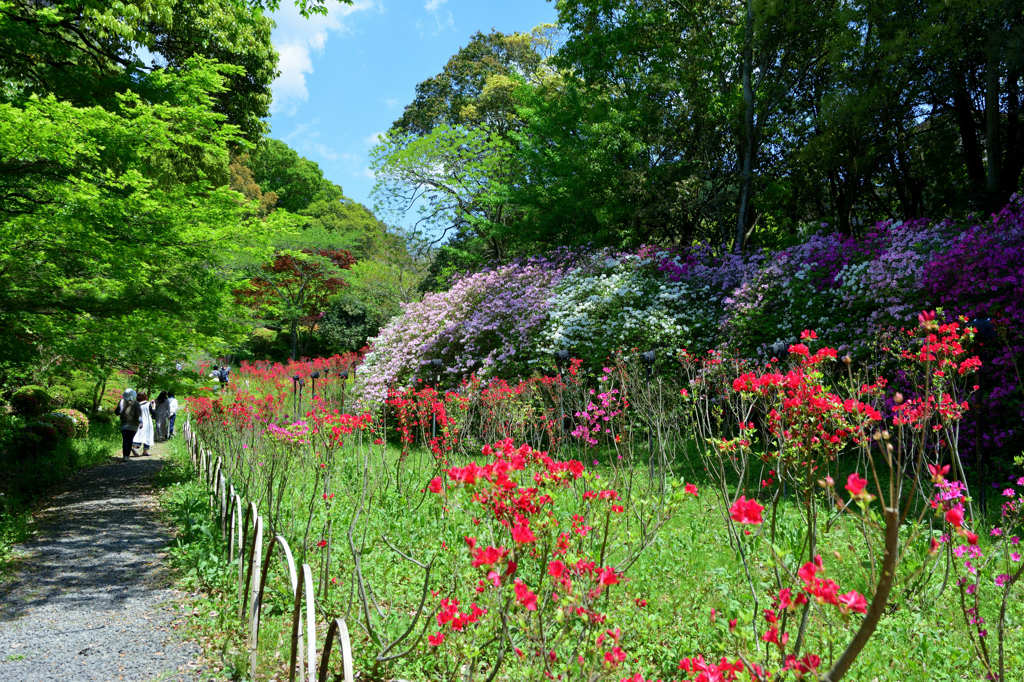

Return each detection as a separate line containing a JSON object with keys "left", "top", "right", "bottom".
{"left": 359, "top": 198, "right": 1024, "bottom": 455}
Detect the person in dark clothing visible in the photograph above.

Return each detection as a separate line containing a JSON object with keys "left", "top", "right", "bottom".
{"left": 114, "top": 388, "right": 141, "bottom": 461}
{"left": 154, "top": 391, "right": 170, "bottom": 441}
{"left": 168, "top": 391, "right": 179, "bottom": 437}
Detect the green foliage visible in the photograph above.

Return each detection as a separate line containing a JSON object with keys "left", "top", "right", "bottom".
{"left": 48, "top": 384, "right": 73, "bottom": 409}
{"left": 392, "top": 26, "right": 558, "bottom": 137}
{"left": 54, "top": 408, "right": 90, "bottom": 438}
{"left": 248, "top": 139, "right": 329, "bottom": 213}
{"left": 0, "top": 58, "right": 266, "bottom": 383}
{"left": 0, "top": 420, "right": 117, "bottom": 570}
{"left": 370, "top": 124, "right": 512, "bottom": 257}
{"left": 0, "top": 0, "right": 290, "bottom": 142}
{"left": 10, "top": 385, "right": 50, "bottom": 417}
{"left": 318, "top": 294, "right": 391, "bottom": 353}
{"left": 244, "top": 138, "right": 387, "bottom": 258}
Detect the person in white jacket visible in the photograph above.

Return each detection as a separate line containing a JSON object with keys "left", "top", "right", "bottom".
{"left": 167, "top": 391, "right": 179, "bottom": 438}
{"left": 133, "top": 392, "right": 155, "bottom": 456}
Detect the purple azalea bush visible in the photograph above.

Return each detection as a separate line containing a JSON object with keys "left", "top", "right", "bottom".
{"left": 360, "top": 198, "right": 1024, "bottom": 462}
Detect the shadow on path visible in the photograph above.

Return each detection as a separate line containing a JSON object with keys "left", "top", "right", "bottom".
{"left": 0, "top": 444, "right": 207, "bottom": 681}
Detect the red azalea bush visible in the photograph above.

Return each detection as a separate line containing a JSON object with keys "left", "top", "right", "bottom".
{"left": 178, "top": 304, "right": 1021, "bottom": 680}
{"left": 426, "top": 438, "right": 697, "bottom": 680}
{"left": 54, "top": 408, "right": 89, "bottom": 438}
{"left": 663, "top": 316, "right": 999, "bottom": 680}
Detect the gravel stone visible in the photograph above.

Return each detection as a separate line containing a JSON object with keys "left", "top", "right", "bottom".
{"left": 0, "top": 445, "right": 208, "bottom": 681}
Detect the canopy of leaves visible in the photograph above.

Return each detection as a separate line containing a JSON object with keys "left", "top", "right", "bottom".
{"left": 0, "top": 58, "right": 267, "bottom": 382}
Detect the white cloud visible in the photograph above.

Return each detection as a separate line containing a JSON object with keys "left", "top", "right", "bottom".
{"left": 359, "top": 167, "right": 376, "bottom": 179}
{"left": 420, "top": 0, "right": 454, "bottom": 36}
{"left": 364, "top": 131, "right": 386, "bottom": 146}
{"left": 385, "top": 98, "right": 400, "bottom": 108}
{"left": 313, "top": 143, "right": 339, "bottom": 160}
{"left": 270, "top": 0, "right": 374, "bottom": 116}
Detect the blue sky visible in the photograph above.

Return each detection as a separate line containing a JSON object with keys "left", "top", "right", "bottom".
{"left": 267, "top": 0, "right": 558, "bottom": 213}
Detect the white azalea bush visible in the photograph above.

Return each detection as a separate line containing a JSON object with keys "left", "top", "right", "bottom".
{"left": 538, "top": 252, "right": 722, "bottom": 365}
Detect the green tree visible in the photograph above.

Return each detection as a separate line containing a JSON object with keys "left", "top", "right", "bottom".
{"left": 392, "top": 26, "right": 559, "bottom": 137}
{"left": 246, "top": 139, "right": 385, "bottom": 255}
{"left": 0, "top": 58, "right": 265, "bottom": 384}
{"left": 370, "top": 124, "right": 514, "bottom": 260}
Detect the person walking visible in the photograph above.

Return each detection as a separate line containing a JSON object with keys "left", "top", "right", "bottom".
{"left": 134, "top": 392, "right": 155, "bottom": 456}
{"left": 114, "top": 389, "right": 141, "bottom": 461}
{"left": 219, "top": 366, "right": 230, "bottom": 390}
{"left": 167, "top": 391, "right": 179, "bottom": 438}
{"left": 153, "top": 391, "right": 171, "bottom": 441}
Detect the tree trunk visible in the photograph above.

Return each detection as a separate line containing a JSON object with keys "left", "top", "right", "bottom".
{"left": 734, "top": 0, "right": 755, "bottom": 254}
{"left": 952, "top": 80, "right": 985, "bottom": 189}
{"left": 290, "top": 320, "right": 299, "bottom": 361}
{"left": 986, "top": 29, "right": 1002, "bottom": 207}
{"left": 1001, "top": 67, "right": 1023, "bottom": 199}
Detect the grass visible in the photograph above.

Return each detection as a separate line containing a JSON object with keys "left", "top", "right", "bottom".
{"left": 0, "top": 422, "right": 119, "bottom": 575}
{"left": 156, "top": 430, "right": 1024, "bottom": 682}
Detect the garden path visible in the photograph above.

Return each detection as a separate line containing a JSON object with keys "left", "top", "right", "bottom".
{"left": 0, "top": 440, "right": 208, "bottom": 681}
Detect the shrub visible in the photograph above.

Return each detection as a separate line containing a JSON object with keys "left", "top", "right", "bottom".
{"left": 90, "top": 411, "right": 113, "bottom": 427}
{"left": 38, "top": 412, "right": 76, "bottom": 440}
{"left": 49, "top": 385, "right": 73, "bottom": 408}
{"left": 54, "top": 408, "right": 89, "bottom": 438}
{"left": 23, "top": 419, "right": 59, "bottom": 453}
{"left": 10, "top": 385, "right": 51, "bottom": 417}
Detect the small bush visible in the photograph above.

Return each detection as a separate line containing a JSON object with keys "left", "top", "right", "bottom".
{"left": 38, "top": 412, "right": 76, "bottom": 440}
{"left": 23, "top": 419, "right": 59, "bottom": 453}
{"left": 90, "top": 411, "right": 113, "bottom": 427}
{"left": 10, "top": 385, "right": 51, "bottom": 417}
{"left": 49, "top": 384, "right": 73, "bottom": 408}
{"left": 55, "top": 408, "right": 89, "bottom": 438}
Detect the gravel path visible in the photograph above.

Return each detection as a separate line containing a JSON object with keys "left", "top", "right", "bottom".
{"left": 0, "top": 442, "right": 207, "bottom": 681}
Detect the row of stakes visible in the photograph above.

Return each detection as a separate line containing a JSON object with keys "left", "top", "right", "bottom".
{"left": 183, "top": 418, "right": 355, "bottom": 682}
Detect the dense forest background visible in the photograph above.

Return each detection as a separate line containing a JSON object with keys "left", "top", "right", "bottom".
{"left": 1, "top": 0, "right": 1023, "bottom": 394}
{"left": 373, "top": 1, "right": 1024, "bottom": 278}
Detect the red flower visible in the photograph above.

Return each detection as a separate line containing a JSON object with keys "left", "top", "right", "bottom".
{"left": 427, "top": 632, "right": 445, "bottom": 646}
{"left": 428, "top": 477, "right": 443, "bottom": 494}
{"left": 598, "top": 566, "right": 620, "bottom": 586}
{"left": 845, "top": 472, "right": 868, "bottom": 497}
{"left": 548, "top": 560, "right": 565, "bottom": 577}
{"left": 837, "top": 590, "right": 868, "bottom": 614}
{"left": 788, "top": 343, "right": 810, "bottom": 357}
{"left": 684, "top": 483, "right": 699, "bottom": 496}
{"left": 928, "top": 537, "right": 941, "bottom": 555}
{"left": 945, "top": 507, "right": 964, "bottom": 528}
{"left": 798, "top": 555, "right": 824, "bottom": 583}
{"left": 928, "top": 463, "right": 950, "bottom": 483}
{"left": 511, "top": 523, "right": 536, "bottom": 544}
{"left": 729, "top": 496, "right": 764, "bottom": 525}
{"left": 513, "top": 579, "right": 538, "bottom": 611}
{"left": 603, "top": 647, "right": 626, "bottom": 667}
{"left": 471, "top": 545, "right": 507, "bottom": 568}
{"left": 316, "top": 540, "right": 327, "bottom": 548}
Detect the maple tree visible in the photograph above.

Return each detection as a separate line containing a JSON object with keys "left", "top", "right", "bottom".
{"left": 234, "top": 248, "right": 356, "bottom": 359}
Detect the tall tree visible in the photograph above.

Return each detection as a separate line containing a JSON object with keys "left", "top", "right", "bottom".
{"left": 0, "top": 59, "right": 265, "bottom": 380}
{"left": 233, "top": 249, "right": 356, "bottom": 359}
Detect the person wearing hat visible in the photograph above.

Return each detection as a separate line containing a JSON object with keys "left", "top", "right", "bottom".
{"left": 114, "top": 389, "right": 142, "bottom": 461}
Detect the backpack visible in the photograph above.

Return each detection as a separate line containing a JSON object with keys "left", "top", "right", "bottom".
{"left": 119, "top": 400, "right": 141, "bottom": 428}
